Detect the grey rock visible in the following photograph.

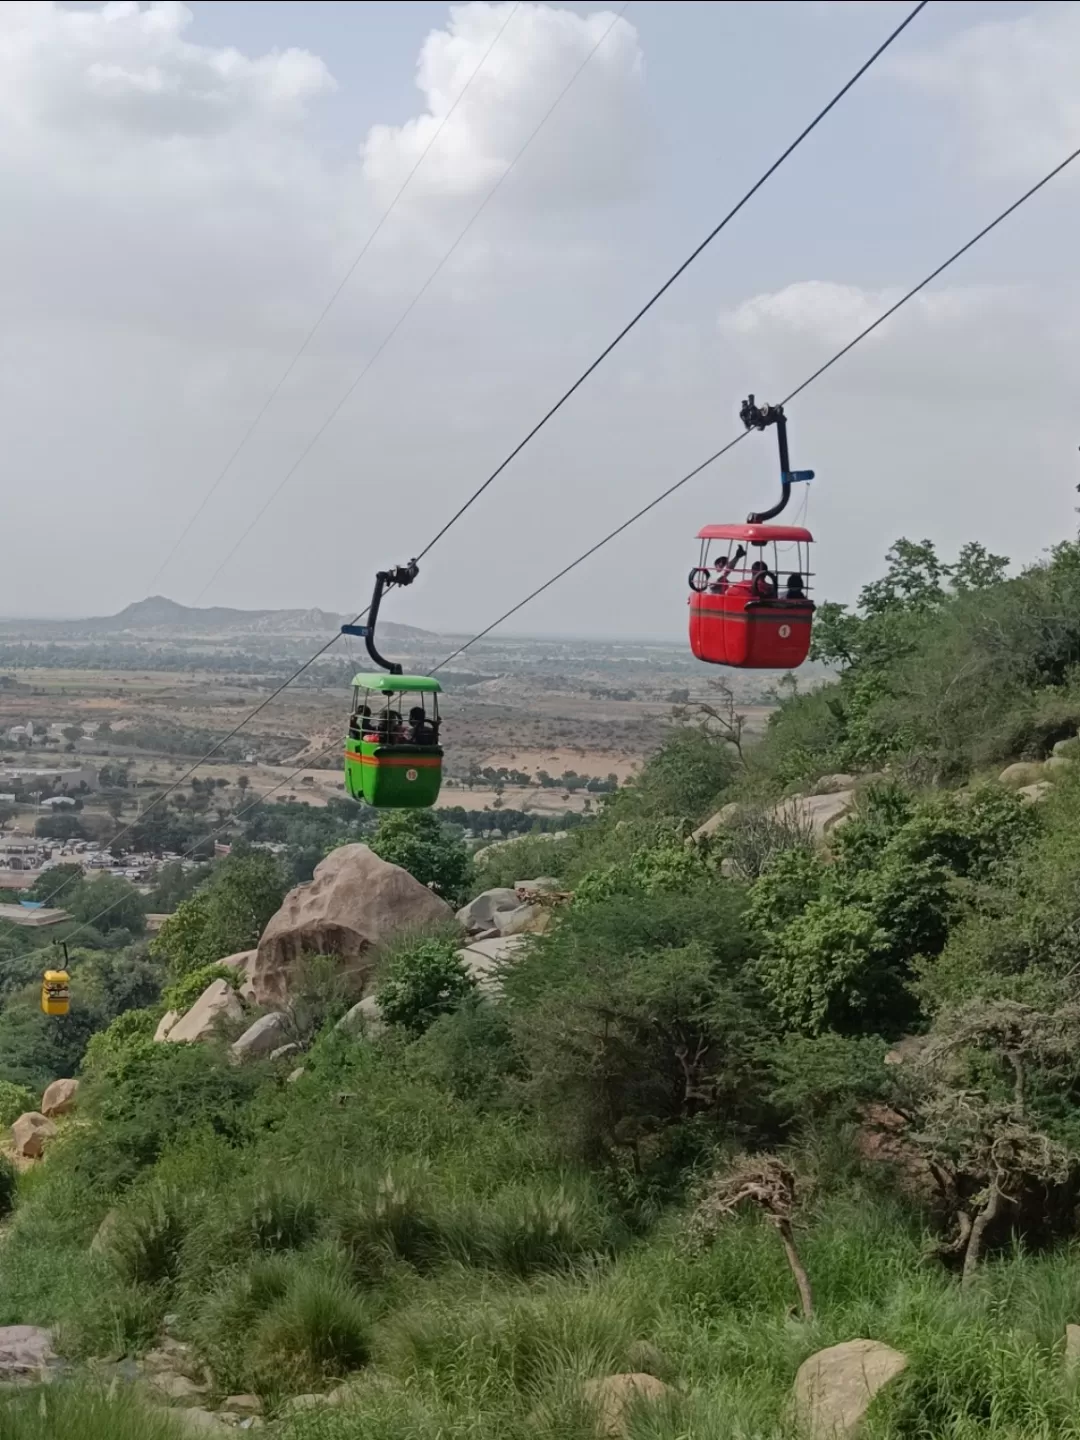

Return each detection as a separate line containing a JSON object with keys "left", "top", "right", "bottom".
{"left": 0, "top": 1327, "right": 56, "bottom": 1381}
{"left": 336, "top": 994, "right": 385, "bottom": 1037}
{"left": 456, "top": 888, "right": 519, "bottom": 934}
{"left": 230, "top": 1012, "right": 289, "bottom": 1063}
{"left": 269, "top": 1043, "right": 300, "bottom": 1062}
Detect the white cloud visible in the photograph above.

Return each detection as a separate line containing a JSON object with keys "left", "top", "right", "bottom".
{"left": 0, "top": 2, "right": 333, "bottom": 144}
{"left": 892, "top": 2, "right": 1080, "bottom": 178}
{"left": 360, "top": 2, "right": 645, "bottom": 206}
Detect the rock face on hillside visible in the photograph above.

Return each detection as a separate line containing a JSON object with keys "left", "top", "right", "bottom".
{"left": 793, "top": 1339, "right": 907, "bottom": 1438}
{"left": 251, "top": 845, "right": 455, "bottom": 1007}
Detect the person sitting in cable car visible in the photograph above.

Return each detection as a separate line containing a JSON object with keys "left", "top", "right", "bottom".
{"left": 709, "top": 545, "right": 746, "bottom": 594}
{"left": 785, "top": 572, "right": 806, "bottom": 601}
{"left": 408, "top": 706, "right": 438, "bottom": 746}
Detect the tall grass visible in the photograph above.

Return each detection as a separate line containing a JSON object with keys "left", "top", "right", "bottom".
{"left": 0, "top": 1385, "right": 193, "bottom": 1440}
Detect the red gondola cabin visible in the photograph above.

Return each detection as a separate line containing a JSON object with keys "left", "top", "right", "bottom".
{"left": 688, "top": 523, "right": 814, "bottom": 669}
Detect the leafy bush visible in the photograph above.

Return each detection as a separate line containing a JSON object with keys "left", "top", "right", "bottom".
{"left": 376, "top": 936, "right": 476, "bottom": 1036}
{"left": 151, "top": 851, "right": 285, "bottom": 978}
{"left": 0, "top": 1155, "right": 17, "bottom": 1220}
{"left": 0, "top": 1080, "right": 36, "bottom": 1127}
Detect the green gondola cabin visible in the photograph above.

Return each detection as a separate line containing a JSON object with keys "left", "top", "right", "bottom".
{"left": 344, "top": 673, "right": 443, "bottom": 809}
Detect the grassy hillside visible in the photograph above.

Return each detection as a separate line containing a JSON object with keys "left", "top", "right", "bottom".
{"left": 5, "top": 534, "right": 1080, "bottom": 1436}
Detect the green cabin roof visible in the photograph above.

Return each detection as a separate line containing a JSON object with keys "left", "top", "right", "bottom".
{"left": 350, "top": 672, "right": 441, "bottom": 694}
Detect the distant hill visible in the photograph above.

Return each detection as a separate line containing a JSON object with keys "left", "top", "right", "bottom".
{"left": 0, "top": 596, "right": 436, "bottom": 642}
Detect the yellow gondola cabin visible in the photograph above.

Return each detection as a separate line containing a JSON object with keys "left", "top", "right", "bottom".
{"left": 41, "top": 970, "right": 70, "bottom": 1017}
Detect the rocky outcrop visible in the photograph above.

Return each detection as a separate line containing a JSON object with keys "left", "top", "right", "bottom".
{"left": 11, "top": 1112, "right": 56, "bottom": 1160}
{"left": 494, "top": 901, "right": 552, "bottom": 937}
{"left": 40, "top": 1078, "right": 78, "bottom": 1118}
{"left": 251, "top": 845, "right": 455, "bottom": 1007}
{"left": 792, "top": 1339, "right": 907, "bottom": 1438}
{"left": 165, "top": 980, "right": 244, "bottom": 1045}
{"left": 581, "top": 1373, "right": 671, "bottom": 1437}
{"left": 457, "top": 888, "right": 519, "bottom": 935}
{"left": 230, "top": 1012, "right": 289, "bottom": 1063}
{"left": 0, "top": 1326, "right": 57, "bottom": 1381}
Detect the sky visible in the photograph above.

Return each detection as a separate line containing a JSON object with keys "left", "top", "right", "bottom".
{"left": 3, "top": 0, "right": 1079, "bottom": 640}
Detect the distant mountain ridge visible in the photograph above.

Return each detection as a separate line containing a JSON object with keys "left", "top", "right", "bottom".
{"left": 0, "top": 596, "right": 436, "bottom": 642}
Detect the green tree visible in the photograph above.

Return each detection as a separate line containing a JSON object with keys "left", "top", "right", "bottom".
{"left": 369, "top": 811, "right": 474, "bottom": 904}
{"left": 26, "top": 863, "right": 85, "bottom": 906}
{"left": 66, "top": 873, "right": 146, "bottom": 937}
{"left": 151, "top": 851, "right": 286, "bottom": 978}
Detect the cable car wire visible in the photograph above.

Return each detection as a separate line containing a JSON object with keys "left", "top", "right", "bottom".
{"left": 192, "top": 1, "right": 633, "bottom": 605}
{"left": 411, "top": 0, "right": 929, "bottom": 563}
{"left": 430, "top": 138, "right": 1080, "bottom": 672}
{"left": 28, "top": 0, "right": 931, "bottom": 916}
{"left": 145, "top": 1, "right": 524, "bottom": 596}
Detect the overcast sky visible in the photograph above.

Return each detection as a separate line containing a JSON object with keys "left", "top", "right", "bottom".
{"left": 3, "top": 0, "right": 1079, "bottom": 638}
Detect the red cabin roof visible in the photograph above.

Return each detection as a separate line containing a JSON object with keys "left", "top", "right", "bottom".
{"left": 696, "top": 523, "right": 813, "bottom": 543}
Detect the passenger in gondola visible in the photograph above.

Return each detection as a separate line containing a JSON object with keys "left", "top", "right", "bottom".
{"left": 709, "top": 544, "right": 746, "bottom": 594}
{"left": 785, "top": 572, "right": 806, "bottom": 601}
{"left": 751, "top": 561, "right": 778, "bottom": 599}
{"left": 408, "top": 706, "right": 437, "bottom": 746}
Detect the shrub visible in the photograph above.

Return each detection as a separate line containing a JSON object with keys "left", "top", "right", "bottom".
{"left": 186, "top": 1254, "right": 294, "bottom": 1394}
{"left": 0, "top": 1080, "right": 36, "bottom": 1128}
{"left": 251, "top": 1270, "right": 372, "bottom": 1388}
{"left": 332, "top": 1168, "right": 444, "bottom": 1280}
{"left": 100, "top": 1184, "right": 195, "bottom": 1287}
{"left": 448, "top": 1178, "right": 623, "bottom": 1277}
{"left": 0, "top": 1155, "right": 17, "bottom": 1220}
{"left": 376, "top": 936, "right": 476, "bottom": 1036}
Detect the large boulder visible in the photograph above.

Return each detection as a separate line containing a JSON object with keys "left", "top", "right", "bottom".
{"left": 581, "top": 1374, "right": 671, "bottom": 1437}
{"left": 494, "top": 902, "right": 551, "bottom": 937}
{"left": 793, "top": 1339, "right": 907, "bottom": 1438}
{"left": 813, "top": 773, "right": 857, "bottom": 795}
{"left": 11, "top": 1112, "right": 56, "bottom": 1160}
{"left": 165, "top": 980, "right": 244, "bottom": 1045}
{"left": 230, "top": 1012, "right": 290, "bottom": 1063}
{"left": 769, "top": 790, "right": 856, "bottom": 841}
{"left": 251, "top": 844, "right": 455, "bottom": 1007}
{"left": 41, "top": 1078, "right": 78, "bottom": 1118}
{"left": 457, "top": 888, "right": 519, "bottom": 935}
{"left": 690, "top": 802, "right": 742, "bottom": 843}
{"left": 1000, "top": 762, "right": 1045, "bottom": 788}
{"left": 0, "top": 1326, "right": 57, "bottom": 1381}
{"left": 154, "top": 1009, "right": 180, "bottom": 1042}
{"left": 458, "top": 934, "right": 526, "bottom": 992}
{"left": 216, "top": 949, "right": 258, "bottom": 1002}
{"left": 337, "top": 994, "right": 385, "bottom": 1038}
